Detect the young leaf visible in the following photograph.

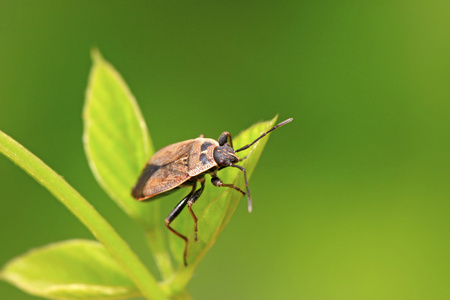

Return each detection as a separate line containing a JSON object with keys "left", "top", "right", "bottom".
{"left": 1, "top": 240, "right": 140, "bottom": 300}
{"left": 166, "top": 116, "right": 279, "bottom": 288}
{"left": 84, "top": 49, "right": 155, "bottom": 229}
{"left": 83, "top": 51, "right": 173, "bottom": 278}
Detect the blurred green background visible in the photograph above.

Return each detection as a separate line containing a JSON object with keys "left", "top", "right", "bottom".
{"left": 1, "top": 1, "right": 450, "bottom": 299}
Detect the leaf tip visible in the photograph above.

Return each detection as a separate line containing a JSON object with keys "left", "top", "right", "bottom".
{"left": 0, "top": 268, "right": 5, "bottom": 281}
{"left": 90, "top": 48, "right": 104, "bottom": 64}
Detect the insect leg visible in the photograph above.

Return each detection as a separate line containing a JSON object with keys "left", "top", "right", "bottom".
{"left": 187, "top": 178, "right": 205, "bottom": 242}
{"left": 165, "top": 184, "right": 196, "bottom": 266}
{"left": 218, "top": 131, "right": 234, "bottom": 148}
{"left": 212, "top": 165, "right": 253, "bottom": 212}
{"left": 211, "top": 176, "right": 246, "bottom": 196}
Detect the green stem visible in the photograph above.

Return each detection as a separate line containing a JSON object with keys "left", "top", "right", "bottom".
{"left": 165, "top": 267, "right": 196, "bottom": 293}
{"left": 145, "top": 228, "right": 174, "bottom": 280}
{"left": 0, "top": 130, "right": 167, "bottom": 300}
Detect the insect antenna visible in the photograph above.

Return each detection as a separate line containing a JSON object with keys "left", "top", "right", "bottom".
{"left": 235, "top": 118, "right": 293, "bottom": 153}
{"left": 230, "top": 164, "right": 252, "bottom": 212}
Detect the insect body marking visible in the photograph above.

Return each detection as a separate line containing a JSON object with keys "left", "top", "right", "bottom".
{"left": 199, "top": 153, "right": 209, "bottom": 165}
{"left": 201, "top": 142, "right": 213, "bottom": 151}
{"left": 187, "top": 140, "right": 217, "bottom": 177}
{"left": 199, "top": 141, "right": 214, "bottom": 165}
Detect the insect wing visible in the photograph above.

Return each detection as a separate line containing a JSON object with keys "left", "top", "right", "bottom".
{"left": 132, "top": 140, "right": 194, "bottom": 200}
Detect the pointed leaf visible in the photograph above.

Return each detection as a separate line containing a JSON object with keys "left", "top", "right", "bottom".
{"left": 83, "top": 51, "right": 173, "bottom": 278}
{"left": 1, "top": 240, "right": 140, "bottom": 300}
{"left": 83, "top": 50, "right": 155, "bottom": 229}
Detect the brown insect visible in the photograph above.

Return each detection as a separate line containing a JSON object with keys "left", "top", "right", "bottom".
{"left": 131, "top": 118, "right": 293, "bottom": 266}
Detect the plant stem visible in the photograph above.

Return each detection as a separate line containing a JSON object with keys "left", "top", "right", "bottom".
{"left": 0, "top": 130, "right": 167, "bottom": 300}
{"left": 144, "top": 228, "right": 174, "bottom": 281}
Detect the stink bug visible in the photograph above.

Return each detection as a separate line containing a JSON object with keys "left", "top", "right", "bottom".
{"left": 131, "top": 118, "right": 293, "bottom": 266}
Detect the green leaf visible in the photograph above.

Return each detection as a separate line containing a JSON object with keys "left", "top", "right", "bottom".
{"left": 165, "top": 116, "right": 279, "bottom": 290}
{"left": 0, "top": 130, "right": 166, "bottom": 300}
{"left": 1, "top": 240, "right": 140, "bottom": 300}
{"left": 84, "top": 49, "right": 155, "bottom": 229}
{"left": 83, "top": 50, "right": 173, "bottom": 278}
